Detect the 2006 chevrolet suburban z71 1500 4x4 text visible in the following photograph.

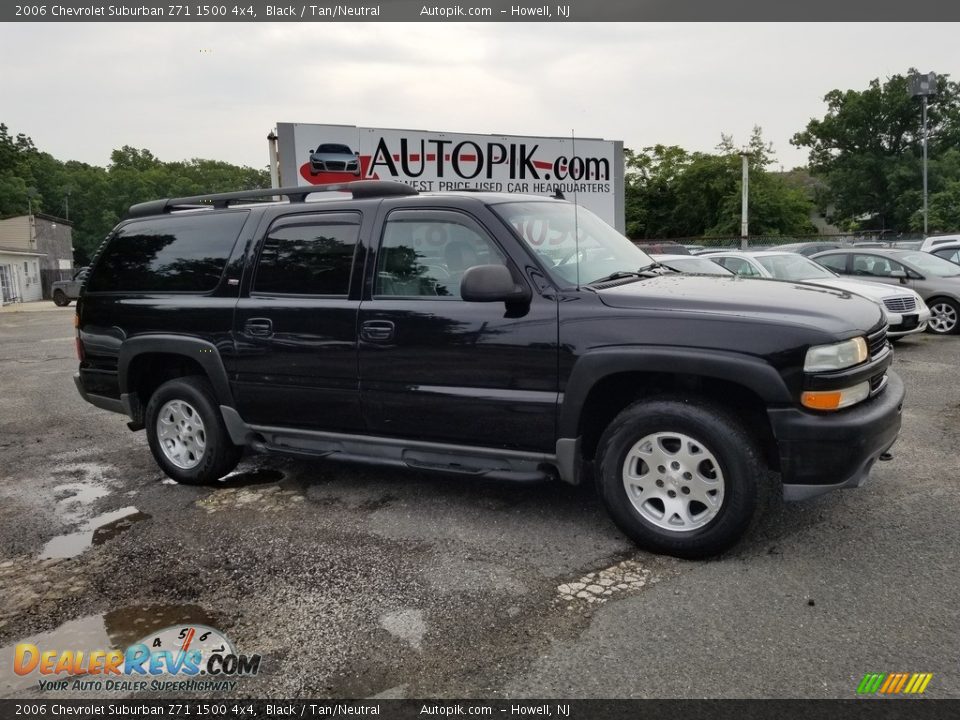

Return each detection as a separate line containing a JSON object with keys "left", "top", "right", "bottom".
{"left": 72, "top": 181, "right": 904, "bottom": 558}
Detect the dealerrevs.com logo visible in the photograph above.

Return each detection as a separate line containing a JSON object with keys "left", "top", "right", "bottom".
{"left": 13, "top": 624, "right": 261, "bottom": 693}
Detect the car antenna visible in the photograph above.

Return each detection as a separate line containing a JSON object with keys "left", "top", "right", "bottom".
{"left": 572, "top": 129, "right": 580, "bottom": 290}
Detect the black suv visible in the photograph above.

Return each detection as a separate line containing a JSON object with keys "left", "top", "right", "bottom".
{"left": 74, "top": 181, "right": 904, "bottom": 558}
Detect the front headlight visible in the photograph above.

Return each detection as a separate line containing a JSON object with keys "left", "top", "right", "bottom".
{"left": 804, "top": 337, "right": 868, "bottom": 372}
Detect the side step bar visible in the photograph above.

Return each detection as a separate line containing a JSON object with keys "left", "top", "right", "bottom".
{"left": 222, "top": 407, "right": 557, "bottom": 483}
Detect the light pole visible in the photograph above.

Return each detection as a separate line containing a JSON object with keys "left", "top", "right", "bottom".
{"left": 909, "top": 72, "right": 938, "bottom": 236}
{"left": 739, "top": 151, "right": 751, "bottom": 249}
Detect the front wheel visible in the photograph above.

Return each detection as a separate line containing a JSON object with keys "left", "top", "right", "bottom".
{"left": 145, "top": 376, "right": 242, "bottom": 485}
{"left": 53, "top": 290, "right": 70, "bottom": 307}
{"left": 927, "top": 297, "right": 960, "bottom": 335}
{"left": 596, "top": 398, "right": 766, "bottom": 558}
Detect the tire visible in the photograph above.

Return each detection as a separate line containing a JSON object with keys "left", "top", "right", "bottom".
{"left": 145, "top": 376, "right": 242, "bottom": 485}
{"left": 926, "top": 297, "right": 960, "bottom": 335}
{"left": 53, "top": 290, "right": 70, "bottom": 307}
{"left": 595, "top": 398, "right": 766, "bottom": 559}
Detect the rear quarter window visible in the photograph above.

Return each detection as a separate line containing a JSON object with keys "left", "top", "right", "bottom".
{"left": 86, "top": 211, "right": 248, "bottom": 293}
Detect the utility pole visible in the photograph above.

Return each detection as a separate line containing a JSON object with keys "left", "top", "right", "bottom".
{"left": 922, "top": 95, "right": 928, "bottom": 235}
{"left": 909, "top": 72, "right": 938, "bottom": 236}
{"left": 740, "top": 152, "right": 751, "bottom": 249}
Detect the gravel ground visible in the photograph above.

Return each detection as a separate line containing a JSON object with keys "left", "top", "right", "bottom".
{"left": 0, "top": 307, "right": 957, "bottom": 699}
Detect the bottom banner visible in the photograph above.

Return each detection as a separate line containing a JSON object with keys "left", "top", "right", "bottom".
{"left": 1, "top": 699, "right": 958, "bottom": 720}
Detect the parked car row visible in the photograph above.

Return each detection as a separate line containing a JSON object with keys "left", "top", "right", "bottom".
{"left": 811, "top": 248, "right": 960, "bottom": 335}
{"left": 640, "top": 237, "right": 960, "bottom": 337}
{"left": 702, "top": 251, "right": 932, "bottom": 338}
{"left": 672, "top": 247, "right": 959, "bottom": 336}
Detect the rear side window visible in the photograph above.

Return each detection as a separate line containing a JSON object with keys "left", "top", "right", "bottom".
{"left": 87, "top": 212, "right": 247, "bottom": 292}
{"left": 253, "top": 213, "right": 361, "bottom": 296}
{"left": 816, "top": 254, "right": 848, "bottom": 273}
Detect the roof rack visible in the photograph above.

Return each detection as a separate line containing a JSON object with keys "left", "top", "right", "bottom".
{"left": 126, "top": 180, "right": 418, "bottom": 218}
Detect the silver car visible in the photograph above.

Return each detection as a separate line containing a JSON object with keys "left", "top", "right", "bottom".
{"left": 812, "top": 248, "right": 960, "bottom": 335}
{"left": 704, "top": 251, "right": 931, "bottom": 339}
{"left": 51, "top": 267, "right": 89, "bottom": 307}
{"left": 308, "top": 143, "right": 361, "bottom": 176}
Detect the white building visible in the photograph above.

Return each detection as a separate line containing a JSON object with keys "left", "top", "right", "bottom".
{"left": 0, "top": 214, "right": 74, "bottom": 306}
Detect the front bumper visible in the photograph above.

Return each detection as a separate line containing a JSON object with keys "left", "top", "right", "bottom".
{"left": 769, "top": 370, "right": 904, "bottom": 501}
{"left": 887, "top": 307, "right": 931, "bottom": 337}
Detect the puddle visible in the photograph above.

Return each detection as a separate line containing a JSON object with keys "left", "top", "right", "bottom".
{"left": 39, "top": 507, "right": 149, "bottom": 560}
{"left": 52, "top": 482, "right": 112, "bottom": 524}
{"left": 0, "top": 603, "right": 217, "bottom": 696}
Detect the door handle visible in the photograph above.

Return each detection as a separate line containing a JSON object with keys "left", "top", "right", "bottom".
{"left": 245, "top": 318, "right": 273, "bottom": 337}
{"left": 361, "top": 320, "right": 395, "bottom": 343}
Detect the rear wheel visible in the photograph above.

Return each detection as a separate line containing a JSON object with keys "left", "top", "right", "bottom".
{"left": 927, "top": 297, "right": 959, "bottom": 335}
{"left": 53, "top": 290, "right": 70, "bottom": 307}
{"left": 145, "top": 376, "right": 242, "bottom": 485}
{"left": 596, "top": 398, "right": 766, "bottom": 558}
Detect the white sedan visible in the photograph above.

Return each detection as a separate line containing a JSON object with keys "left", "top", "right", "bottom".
{"left": 703, "top": 250, "right": 930, "bottom": 338}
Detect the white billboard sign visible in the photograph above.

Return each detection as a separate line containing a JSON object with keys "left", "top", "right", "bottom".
{"left": 276, "top": 123, "right": 625, "bottom": 231}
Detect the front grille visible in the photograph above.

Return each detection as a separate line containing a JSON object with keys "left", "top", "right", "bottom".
{"left": 867, "top": 324, "right": 888, "bottom": 359}
{"left": 883, "top": 296, "right": 917, "bottom": 313}
{"left": 325, "top": 161, "right": 346, "bottom": 171}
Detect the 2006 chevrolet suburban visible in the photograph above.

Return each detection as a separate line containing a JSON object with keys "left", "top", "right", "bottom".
{"left": 73, "top": 181, "right": 904, "bottom": 557}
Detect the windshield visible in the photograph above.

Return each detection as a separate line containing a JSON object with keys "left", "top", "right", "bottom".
{"left": 492, "top": 201, "right": 653, "bottom": 285}
{"left": 897, "top": 251, "right": 960, "bottom": 277}
{"left": 316, "top": 144, "right": 352, "bottom": 154}
{"left": 755, "top": 254, "right": 836, "bottom": 280}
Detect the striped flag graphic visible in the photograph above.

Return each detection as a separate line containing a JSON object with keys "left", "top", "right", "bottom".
{"left": 857, "top": 673, "right": 932, "bottom": 695}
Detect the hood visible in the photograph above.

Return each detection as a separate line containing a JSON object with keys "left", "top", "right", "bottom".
{"left": 596, "top": 275, "right": 884, "bottom": 335}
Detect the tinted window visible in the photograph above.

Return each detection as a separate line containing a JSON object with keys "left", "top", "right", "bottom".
{"left": 316, "top": 144, "right": 353, "bottom": 154}
{"left": 852, "top": 254, "right": 905, "bottom": 278}
{"left": 87, "top": 212, "right": 247, "bottom": 292}
{"left": 375, "top": 213, "right": 506, "bottom": 299}
{"left": 816, "top": 254, "right": 848, "bottom": 273}
{"left": 254, "top": 216, "right": 360, "bottom": 296}
{"left": 716, "top": 257, "right": 762, "bottom": 277}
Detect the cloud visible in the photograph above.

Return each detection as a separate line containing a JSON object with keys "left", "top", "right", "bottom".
{"left": 1, "top": 22, "right": 955, "bottom": 171}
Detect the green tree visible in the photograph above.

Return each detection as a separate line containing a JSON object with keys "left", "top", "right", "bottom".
{"left": 791, "top": 70, "right": 960, "bottom": 232}
{"left": 0, "top": 126, "right": 270, "bottom": 262}
{"left": 625, "top": 127, "right": 815, "bottom": 238}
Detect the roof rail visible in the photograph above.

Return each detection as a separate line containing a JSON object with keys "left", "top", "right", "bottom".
{"left": 126, "top": 180, "right": 418, "bottom": 218}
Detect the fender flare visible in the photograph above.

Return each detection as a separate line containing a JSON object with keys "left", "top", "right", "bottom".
{"left": 558, "top": 346, "right": 792, "bottom": 439}
{"left": 118, "top": 335, "right": 236, "bottom": 408}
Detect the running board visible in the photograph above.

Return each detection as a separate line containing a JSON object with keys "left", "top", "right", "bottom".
{"left": 238, "top": 419, "right": 557, "bottom": 484}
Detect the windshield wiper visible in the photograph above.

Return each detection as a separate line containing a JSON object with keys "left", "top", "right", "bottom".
{"left": 586, "top": 270, "right": 645, "bottom": 285}
{"left": 587, "top": 264, "right": 671, "bottom": 285}
{"left": 639, "top": 261, "right": 676, "bottom": 274}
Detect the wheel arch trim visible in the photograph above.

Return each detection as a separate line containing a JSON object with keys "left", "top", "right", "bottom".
{"left": 558, "top": 346, "right": 792, "bottom": 439}
{"left": 118, "top": 335, "right": 236, "bottom": 408}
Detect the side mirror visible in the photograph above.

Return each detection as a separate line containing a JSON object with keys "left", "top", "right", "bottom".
{"left": 889, "top": 269, "right": 907, "bottom": 284}
{"left": 460, "top": 265, "right": 530, "bottom": 304}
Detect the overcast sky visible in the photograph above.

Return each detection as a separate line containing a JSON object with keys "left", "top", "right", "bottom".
{"left": 1, "top": 22, "right": 957, "bottom": 172}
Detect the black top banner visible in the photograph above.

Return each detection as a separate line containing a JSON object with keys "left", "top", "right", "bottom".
{"left": 4, "top": 0, "right": 960, "bottom": 21}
